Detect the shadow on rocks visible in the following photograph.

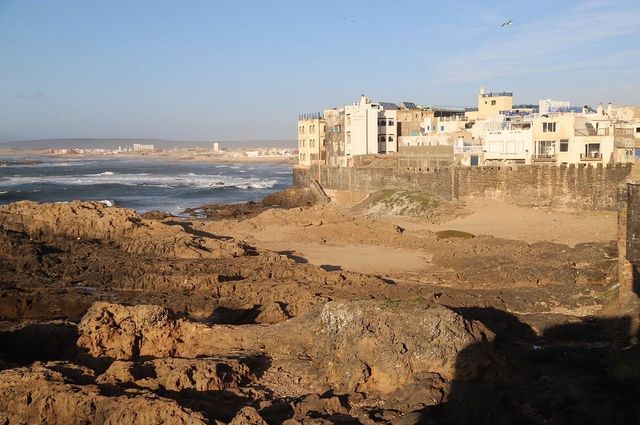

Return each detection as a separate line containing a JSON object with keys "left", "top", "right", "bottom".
{"left": 419, "top": 307, "right": 640, "bottom": 425}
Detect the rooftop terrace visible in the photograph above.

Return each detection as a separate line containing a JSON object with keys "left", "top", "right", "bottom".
{"left": 481, "top": 92, "right": 513, "bottom": 98}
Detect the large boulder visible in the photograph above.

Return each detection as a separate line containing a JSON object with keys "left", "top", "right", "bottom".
{"left": 77, "top": 302, "right": 255, "bottom": 360}
{"left": 314, "top": 300, "right": 494, "bottom": 393}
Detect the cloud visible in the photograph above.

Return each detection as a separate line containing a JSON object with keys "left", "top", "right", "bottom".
{"left": 435, "top": 1, "right": 640, "bottom": 83}
{"left": 16, "top": 90, "right": 47, "bottom": 100}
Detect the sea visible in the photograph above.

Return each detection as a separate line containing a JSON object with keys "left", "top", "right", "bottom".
{"left": 0, "top": 156, "right": 292, "bottom": 214}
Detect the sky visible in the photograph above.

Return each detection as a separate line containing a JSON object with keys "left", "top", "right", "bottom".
{"left": 1, "top": 0, "right": 639, "bottom": 143}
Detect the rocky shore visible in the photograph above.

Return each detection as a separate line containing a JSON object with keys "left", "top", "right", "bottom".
{"left": 0, "top": 189, "right": 638, "bottom": 424}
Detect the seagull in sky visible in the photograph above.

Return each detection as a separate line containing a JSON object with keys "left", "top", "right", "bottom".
{"left": 501, "top": 19, "right": 513, "bottom": 27}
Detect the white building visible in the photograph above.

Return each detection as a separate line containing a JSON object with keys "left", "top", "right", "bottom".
{"left": 343, "top": 95, "right": 399, "bottom": 162}
{"left": 377, "top": 107, "right": 398, "bottom": 154}
{"left": 482, "top": 118, "right": 533, "bottom": 164}
{"left": 132, "top": 143, "right": 154, "bottom": 152}
{"left": 344, "top": 96, "right": 381, "bottom": 158}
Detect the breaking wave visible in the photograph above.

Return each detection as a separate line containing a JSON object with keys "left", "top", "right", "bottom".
{"left": 1, "top": 173, "right": 279, "bottom": 190}
{"left": 0, "top": 157, "right": 291, "bottom": 212}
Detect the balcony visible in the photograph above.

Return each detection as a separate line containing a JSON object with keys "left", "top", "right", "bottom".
{"left": 580, "top": 152, "right": 603, "bottom": 161}
{"left": 532, "top": 154, "right": 557, "bottom": 162}
{"left": 574, "top": 128, "right": 610, "bottom": 136}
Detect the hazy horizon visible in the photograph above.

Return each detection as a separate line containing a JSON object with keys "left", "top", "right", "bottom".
{"left": 0, "top": 137, "right": 296, "bottom": 150}
{"left": 1, "top": 0, "right": 639, "bottom": 143}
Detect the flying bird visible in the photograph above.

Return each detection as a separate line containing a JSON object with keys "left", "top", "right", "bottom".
{"left": 501, "top": 20, "right": 513, "bottom": 27}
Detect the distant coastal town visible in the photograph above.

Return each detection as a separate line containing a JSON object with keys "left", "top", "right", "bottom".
{"left": 0, "top": 141, "right": 298, "bottom": 163}
{"left": 297, "top": 87, "right": 640, "bottom": 169}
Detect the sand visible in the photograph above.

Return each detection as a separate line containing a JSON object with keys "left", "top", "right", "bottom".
{"left": 393, "top": 198, "right": 617, "bottom": 247}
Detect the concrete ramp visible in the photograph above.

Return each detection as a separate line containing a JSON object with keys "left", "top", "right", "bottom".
{"left": 310, "top": 179, "right": 331, "bottom": 204}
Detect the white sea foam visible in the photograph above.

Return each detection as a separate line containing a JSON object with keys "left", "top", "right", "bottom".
{"left": 1, "top": 173, "right": 279, "bottom": 190}
{"left": 98, "top": 200, "right": 116, "bottom": 207}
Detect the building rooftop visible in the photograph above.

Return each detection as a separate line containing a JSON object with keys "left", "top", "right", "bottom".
{"left": 379, "top": 102, "right": 399, "bottom": 110}
{"left": 481, "top": 92, "right": 513, "bottom": 98}
{"left": 401, "top": 102, "right": 418, "bottom": 110}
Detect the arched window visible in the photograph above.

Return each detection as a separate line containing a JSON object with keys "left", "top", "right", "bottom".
{"left": 388, "top": 135, "right": 394, "bottom": 142}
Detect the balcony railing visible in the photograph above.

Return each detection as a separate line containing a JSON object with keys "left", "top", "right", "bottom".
{"left": 481, "top": 92, "right": 513, "bottom": 98}
{"left": 532, "top": 154, "right": 557, "bottom": 162}
{"left": 454, "top": 146, "right": 484, "bottom": 154}
{"left": 580, "top": 152, "right": 603, "bottom": 161}
{"left": 575, "top": 128, "right": 610, "bottom": 136}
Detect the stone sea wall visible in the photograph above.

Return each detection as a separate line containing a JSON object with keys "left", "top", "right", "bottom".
{"left": 294, "top": 163, "right": 633, "bottom": 211}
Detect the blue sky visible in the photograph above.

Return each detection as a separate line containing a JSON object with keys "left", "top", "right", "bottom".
{"left": 1, "top": 0, "right": 639, "bottom": 142}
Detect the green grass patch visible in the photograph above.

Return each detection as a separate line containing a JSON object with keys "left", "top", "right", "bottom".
{"left": 360, "top": 189, "right": 442, "bottom": 217}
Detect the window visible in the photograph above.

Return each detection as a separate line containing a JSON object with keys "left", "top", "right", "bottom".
{"left": 346, "top": 133, "right": 351, "bottom": 144}
{"left": 536, "top": 140, "right": 556, "bottom": 156}
{"left": 560, "top": 139, "right": 569, "bottom": 152}
{"left": 378, "top": 135, "right": 385, "bottom": 143}
{"left": 491, "top": 100, "right": 496, "bottom": 106}
{"left": 388, "top": 119, "right": 395, "bottom": 126}
{"left": 636, "top": 127, "right": 640, "bottom": 134}
{"left": 543, "top": 122, "right": 557, "bottom": 132}
{"left": 388, "top": 135, "right": 394, "bottom": 142}
{"left": 378, "top": 119, "right": 386, "bottom": 126}
{"left": 440, "top": 125, "right": 445, "bottom": 131}
{"left": 333, "top": 125, "right": 341, "bottom": 133}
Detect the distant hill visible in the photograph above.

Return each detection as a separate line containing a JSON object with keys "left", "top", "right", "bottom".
{"left": 0, "top": 138, "right": 296, "bottom": 150}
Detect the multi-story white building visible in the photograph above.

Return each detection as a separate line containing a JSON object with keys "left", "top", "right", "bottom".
{"left": 531, "top": 108, "right": 615, "bottom": 165}
{"left": 482, "top": 118, "right": 533, "bottom": 164}
{"left": 341, "top": 95, "right": 399, "bottom": 164}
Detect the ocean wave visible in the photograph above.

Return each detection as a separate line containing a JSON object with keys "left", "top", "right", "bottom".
{"left": 1, "top": 173, "right": 279, "bottom": 190}
{"left": 87, "top": 171, "right": 116, "bottom": 176}
{"left": 98, "top": 200, "right": 116, "bottom": 207}
{"left": 234, "top": 179, "right": 279, "bottom": 190}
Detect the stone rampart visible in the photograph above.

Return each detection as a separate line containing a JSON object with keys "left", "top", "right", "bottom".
{"left": 293, "top": 163, "right": 633, "bottom": 211}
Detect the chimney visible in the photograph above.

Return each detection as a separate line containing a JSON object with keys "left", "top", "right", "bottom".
{"left": 479, "top": 86, "right": 485, "bottom": 96}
